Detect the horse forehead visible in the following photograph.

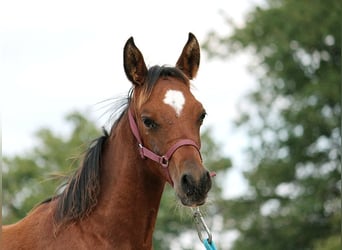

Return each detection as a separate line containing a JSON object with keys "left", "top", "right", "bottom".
{"left": 147, "top": 78, "right": 200, "bottom": 115}
{"left": 163, "top": 89, "right": 186, "bottom": 117}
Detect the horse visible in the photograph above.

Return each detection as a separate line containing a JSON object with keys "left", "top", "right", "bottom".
{"left": 2, "top": 33, "right": 213, "bottom": 249}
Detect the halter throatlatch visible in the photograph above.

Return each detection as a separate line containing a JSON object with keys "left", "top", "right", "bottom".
{"left": 128, "top": 109, "right": 202, "bottom": 186}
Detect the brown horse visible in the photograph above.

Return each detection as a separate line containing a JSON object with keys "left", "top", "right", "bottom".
{"left": 2, "top": 33, "right": 212, "bottom": 249}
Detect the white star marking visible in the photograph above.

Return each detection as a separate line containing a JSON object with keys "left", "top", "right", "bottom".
{"left": 163, "top": 90, "right": 185, "bottom": 117}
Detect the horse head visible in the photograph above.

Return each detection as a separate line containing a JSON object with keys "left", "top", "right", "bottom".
{"left": 123, "top": 33, "right": 212, "bottom": 206}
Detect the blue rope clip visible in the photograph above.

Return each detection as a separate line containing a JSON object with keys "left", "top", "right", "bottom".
{"left": 192, "top": 207, "right": 218, "bottom": 250}
{"left": 203, "top": 238, "right": 217, "bottom": 250}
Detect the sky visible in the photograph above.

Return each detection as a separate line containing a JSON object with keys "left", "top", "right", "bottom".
{"left": 1, "top": 0, "right": 259, "bottom": 248}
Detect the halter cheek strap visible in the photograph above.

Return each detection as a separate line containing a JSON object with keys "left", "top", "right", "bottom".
{"left": 128, "top": 109, "right": 201, "bottom": 186}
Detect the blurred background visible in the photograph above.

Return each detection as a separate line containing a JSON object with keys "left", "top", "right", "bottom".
{"left": 1, "top": 0, "right": 340, "bottom": 249}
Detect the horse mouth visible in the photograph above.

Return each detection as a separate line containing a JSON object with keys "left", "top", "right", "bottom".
{"left": 177, "top": 192, "right": 208, "bottom": 207}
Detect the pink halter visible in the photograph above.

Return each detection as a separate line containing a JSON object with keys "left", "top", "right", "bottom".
{"left": 128, "top": 109, "right": 202, "bottom": 186}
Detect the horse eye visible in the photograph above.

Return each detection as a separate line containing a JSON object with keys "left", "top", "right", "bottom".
{"left": 142, "top": 117, "right": 157, "bottom": 129}
{"left": 199, "top": 112, "right": 207, "bottom": 124}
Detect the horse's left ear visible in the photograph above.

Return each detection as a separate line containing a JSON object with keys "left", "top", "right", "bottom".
{"left": 176, "top": 33, "right": 200, "bottom": 80}
{"left": 123, "top": 37, "right": 148, "bottom": 86}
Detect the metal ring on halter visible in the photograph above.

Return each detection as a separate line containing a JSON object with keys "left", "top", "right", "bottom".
{"left": 160, "top": 156, "right": 169, "bottom": 168}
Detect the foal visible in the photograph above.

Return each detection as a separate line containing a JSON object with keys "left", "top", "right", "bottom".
{"left": 2, "top": 33, "right": 212, "bottom": 249}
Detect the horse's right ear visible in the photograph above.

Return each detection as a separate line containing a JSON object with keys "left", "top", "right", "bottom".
{"left": 123, "top": 37, "right": 148, "bottom": 86}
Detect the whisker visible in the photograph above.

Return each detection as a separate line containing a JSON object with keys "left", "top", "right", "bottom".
{"left": 93, "top": 94, "right": 131, "bottom": 130}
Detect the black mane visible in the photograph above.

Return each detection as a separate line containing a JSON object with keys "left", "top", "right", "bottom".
{"left": 145, "top": 65, "right": 188, "bottom": 93}
{"left": 54, "top": 130, "right": 108, "bottom": 225}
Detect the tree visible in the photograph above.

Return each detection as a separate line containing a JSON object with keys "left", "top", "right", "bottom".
{"left": 2, "top": 112, "right": 231, "bottom": 249}
{"left": 2, "top": 111, "right": 100, "bottom": 224}
{"left": 203, "top": 0, "right": 340, "bottom": 249}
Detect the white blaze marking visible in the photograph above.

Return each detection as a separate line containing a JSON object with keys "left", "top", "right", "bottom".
{"left": 163, "top": 90, "right": 185, "bottom": 117}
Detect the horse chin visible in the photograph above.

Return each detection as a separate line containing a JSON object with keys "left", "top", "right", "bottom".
{"left": 177, "top": 193, "right": 207, "bottom": 207}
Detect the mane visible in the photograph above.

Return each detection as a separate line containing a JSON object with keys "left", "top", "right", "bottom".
{"left": 145, "top": 65, "right": 188, "bottom": 93}
{"left": 51, "top": 65, "right": 188, "bottom": 226}
{"left": 53, "top": 130, "right": 108, "bottom": 226}
{"left": 139, "top": 65, "right": 188, "bottom": 104}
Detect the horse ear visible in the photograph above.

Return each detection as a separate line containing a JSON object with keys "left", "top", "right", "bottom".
{"left": 176, "top": 33, "right": 200, "bottom": 80}
{"left": 123, "top": 37, "right": 148, "bottom": 86}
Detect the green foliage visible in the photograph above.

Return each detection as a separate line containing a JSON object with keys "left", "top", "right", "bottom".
{"left": 2, "top": 112, "right": 231, "bottom": 249}
{"left": 2, "top": 111, "right": 100, "bottom": 224}
{"left": 203, "top": 0, "right": 341, "bottom": 249}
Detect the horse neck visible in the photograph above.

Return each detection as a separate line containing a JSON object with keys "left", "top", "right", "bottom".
{"left": 91, "top": 111, "right": 165, "bottom": 244}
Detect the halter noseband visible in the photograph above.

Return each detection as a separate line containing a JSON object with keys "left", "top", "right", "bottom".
{"left": 128, "top": 109, "right": 201, "bottom": 186}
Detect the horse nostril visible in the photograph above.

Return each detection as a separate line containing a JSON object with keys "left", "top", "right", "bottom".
{"left": 203, "top": 170, "right": 212, "bottom": 192}
{"left": 181, "top": 174, "right": 194, "bottom": 196}
{"left": 206, "top": 171, "right": 210, "bottom": 179}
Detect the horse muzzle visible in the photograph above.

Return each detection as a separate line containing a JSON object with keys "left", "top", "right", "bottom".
{"left": 175, "top": 165, "right": 212, "bottom": 206}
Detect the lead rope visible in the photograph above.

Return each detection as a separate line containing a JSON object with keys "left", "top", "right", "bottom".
{"left": 191, "top": 207, "right": 218, "bottom": 250}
